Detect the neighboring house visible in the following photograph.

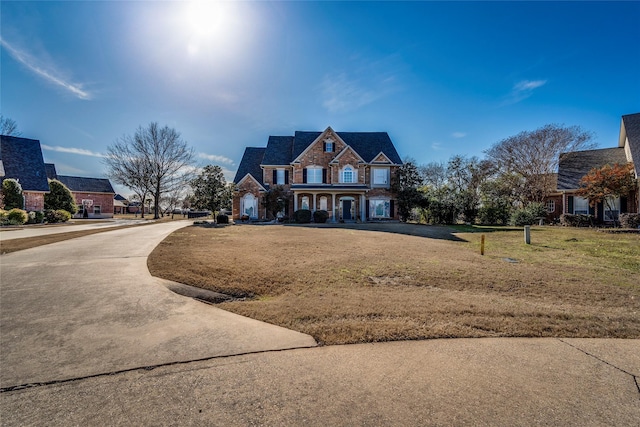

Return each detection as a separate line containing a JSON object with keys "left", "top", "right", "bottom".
{"left": 233, "top": 126, "right": 403, "bottom": 222}
{"left": 113, "top": 194, "right": 128, "bottom": 215}
{"left": 0, "top": 135, "right": 50, "bottom": 210}
{"left": 552, "top": 112, "right": 640, "bottom": 223}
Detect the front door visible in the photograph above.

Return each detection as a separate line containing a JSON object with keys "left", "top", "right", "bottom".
{"left": 343, "top": 200, "right": 352, "bottom": 220}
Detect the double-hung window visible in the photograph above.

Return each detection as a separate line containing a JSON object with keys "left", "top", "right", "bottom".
{"left": 369, "top": 199, "right": 390, "bottom": 218}
{"left": 604, "top": 197, "right": 620, "bottom": 221}
{"left": 324, "top": 141, "right": 334, "bottom": 152}
{"left": 307, "top": 167, "right": 323, "bottom": 184}
{"left": 276, "top": 169, "right": 285, "bottom": 185}
{"left": 372, "top": 168, "right": 389, "bottom": 187}
{"left": 342, "top": 166, "right": 354, "bottom": 183}
{"left": 573, "top": 197, "right": 589, "bottom": 215}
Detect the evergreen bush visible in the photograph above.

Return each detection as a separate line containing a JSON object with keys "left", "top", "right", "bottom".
{"left": 294, "top": 209, "right": 312, "bottom": 223}
{"left": 216, "top": 214, "right": 229, "bottom": 224}
{"left": 313, "top": 210, "right": 329, "bottom": 223}
{"left": 45, "top": 209, "right": 72, "bottom": 223}
{"left": 6, "top": 208, "right": 28, "bottom": 225}
{"left": 619, "top": 213, "right": 640, "bottom": 229}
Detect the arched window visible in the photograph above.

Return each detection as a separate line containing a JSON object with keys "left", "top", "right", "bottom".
{"left": 242, "top": 193, "right": 257, "bottom": 218}
{"left": 319, "top": 196, "right": 328, "bottom": 211}
{"left": 342, "top": 166, "right": 355, "bottom": 183}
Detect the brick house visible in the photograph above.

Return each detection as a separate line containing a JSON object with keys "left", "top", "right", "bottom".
{"left": 233, "top": 127, "right": 403, "bottom": 222}
{"left": 0, "top": 135, "right": 50, "bottom": 211}
{"left": 549, "top": 112, "right": 639, "bottom": 223}
{"left": 46, "top": 164, "right": 115, "bottom": 218}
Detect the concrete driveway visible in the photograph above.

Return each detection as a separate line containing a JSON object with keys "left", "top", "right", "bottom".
{"left": 0, "top": 220, "right": 316, "bottom": 388}
{"left": 1, "top": 221, "right": 638, "bottom": 426}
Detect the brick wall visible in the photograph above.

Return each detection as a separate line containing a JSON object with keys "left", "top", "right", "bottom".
{"left": 23, "top": 191, "right": 45, "bottom": 211}
{"left": 73, "top": 192, "right": 114, "bottom": 218}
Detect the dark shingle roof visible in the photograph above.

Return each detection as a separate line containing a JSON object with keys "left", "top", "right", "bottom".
{"left": 621, "top": 113, "right": 640, "bottom": 175}
{"left": 0, "top": 135, "right": 50, "bottom": 192}
{"left": 114, "top": 193, "right": 128, "bottom": 201}
{"left": 233, "top": 147, "right": 265, "bottom": 185}
{"left": 262, "top": 136, "right": 294, "bottom": 165}
{"left": 56, "top": 175, "right": 115, "bottom": 193}
{"left": 557, "top": 148, "right": 628, "bottom": 190}
{"left": 292, "top": 131, "right": 402, "bottom": 164}
{"left": 45, "top": 163, "right": 58, "bottom": 180}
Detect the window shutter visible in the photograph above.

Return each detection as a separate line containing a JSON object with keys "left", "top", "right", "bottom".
{"left": 322, "top": 168, "right": 327, "bottom": 184}
{"left": 390, "top": 200, "right": 395, "bottom": 218}
{"left": 365, "top": 200, "right": 370, "bottom": 218}
{"left": 285, "top": 170, "right": 289, "bottom": 184}
{"left": 323, "top": 142, "right": 326, "bottom": 152}
{"left": 273, "top": 170, "right": 277, "bottom": 184}
{"left": 621, "top": 197, "right": 628, "bottom": 212}
{"left": 594, "top": 202, "right": 601, "bottom": 218}
{"left": 303, "top": 168, "right": 307, "bottom": 184}
{"left": 567, "top": 196, "right": 574, "bottom": 214}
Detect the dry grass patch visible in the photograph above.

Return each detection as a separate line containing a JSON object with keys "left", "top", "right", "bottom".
{"left": 148, "top": 224, "right": 640, "bottom": 345}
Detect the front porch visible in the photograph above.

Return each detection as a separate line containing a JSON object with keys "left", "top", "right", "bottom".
{"left": 292, "top": 188, "right": 367, "bottom": 222}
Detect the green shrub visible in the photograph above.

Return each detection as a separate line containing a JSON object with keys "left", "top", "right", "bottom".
{"left": 216, "top": 214, "right": 229, "bottom": 224}
{"left": 45, "top": 209, "right": 72, "bottom": 223}
{"left": 44, "top": 180, "right": 78, "bottom": 214}
{"left": 313, "top": 209, "right": 329, "bottom": 223}
{"left": 560, "top": 214, "right": 594, "bottom": 227}
{"left": 619, "top": 213, "right": 640, "bottom": 229}
{"left": 1, "top": 179, "right": 24, "bottom": 210}
{"left": 509, "top": 203, "right": 547, "bottom": 226}
{"left": 27, "top": 211, "right": 45, "bottom": 224}
{"left": 294, "top": 209, "right": 312, "bottom": 223}
{"left": 6, "top": 208, "right": 28, "bottom": 225}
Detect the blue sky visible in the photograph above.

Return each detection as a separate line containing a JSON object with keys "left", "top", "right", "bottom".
{"left": 2, "top": 1, "right": 639, "bottom": 195}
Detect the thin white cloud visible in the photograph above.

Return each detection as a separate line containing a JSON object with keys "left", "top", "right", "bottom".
{"left": 0, "top": 37, "right": 92, "bottom": 100}
{"left": 431, "top": 142, "right": 443, "bottom": 151}
{"left": 198, "top": 152, "right": 234, "bottom": 165}
{"left": 451, "top": 132, "right": 467, "bottom": 138}
{"left": 321, "top": 73, "right": 379, "bottom": 113}
{"left": 41, "top": 144, "right": 105, "bottom": 158}
{"left": 502, "top": 79, "right": 547, "bottom": 105}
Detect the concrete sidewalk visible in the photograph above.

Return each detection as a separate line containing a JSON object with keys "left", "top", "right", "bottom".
{"left": 0, "top": 218, "right": 151, "bottom": 241}
{"left": 0, "top": 220, "right": 316, "bottom": 388}
{"left": 1, "top": 338, "right": 638, "bottom": 426}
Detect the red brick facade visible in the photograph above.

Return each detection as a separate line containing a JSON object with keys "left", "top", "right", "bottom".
{"left": 72, "top": 192, "right": 114, "bottom": 218}
{"left": 23, "top": 191, "right": 46, "bottom": 212}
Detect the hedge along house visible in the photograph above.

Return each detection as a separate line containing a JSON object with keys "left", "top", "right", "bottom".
{"left": 233, "top": 127, "right": 403, "bottom": 222}
{"left": 555, "top": 112, "right": 639, "bottom": 223}
{"left": 0, "top": 135, "right": 50, "bottom": 211}
{"left": 46, "top": 164, "right": 115, "bottom": 218}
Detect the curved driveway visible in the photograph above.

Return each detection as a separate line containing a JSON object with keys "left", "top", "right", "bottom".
{"left": 0, "top": 220, "right": 316, "bottom": 388}
{"left": 1, "top": 221, "right": 639, "bottom": 425}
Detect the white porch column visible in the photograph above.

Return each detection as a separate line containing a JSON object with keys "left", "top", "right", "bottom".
{"left": 293, "top": 192, "right": 298, "bottom": 212}
{"left": 331, "top": 194, "right": 336, "bottom": 222}
{"left": 313, "top": 192, "right": 317, "bottom": 212}
{"left": 360, "top": 194, "right": 366, "bottom": 222}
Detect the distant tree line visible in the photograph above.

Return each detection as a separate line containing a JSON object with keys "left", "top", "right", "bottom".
{"left": 392, "top": 124, "right": 599, "bottom": 225}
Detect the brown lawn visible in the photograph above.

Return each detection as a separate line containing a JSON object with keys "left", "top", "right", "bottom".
{"left": 147, "top": 223, "right": 640, "bottom": 345}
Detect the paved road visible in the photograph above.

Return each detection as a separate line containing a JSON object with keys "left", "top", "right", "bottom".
{"left": 1, "top": 221, "right": 638, "bottom": 426}
{"left": 0, "top": 218, "right": 150, "bottom": 241}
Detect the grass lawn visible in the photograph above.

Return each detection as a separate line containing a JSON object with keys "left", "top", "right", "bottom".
{"left": 148, "top": 223, "right": 640, "bottom": 345}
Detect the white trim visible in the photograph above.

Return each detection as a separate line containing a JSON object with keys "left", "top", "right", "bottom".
{"left": 370, "top": 151, "right": 393, "bottom": 164}
{"left": 329, "top": 145, "right": 366, "bottom": 164}
{"left": 371, "top": 166, "right": 390, "bottom": 187}
{"left": 236, "top": 173, "right": 267, "bottom": 191}
{"left": 291, "top": 126, "right": 347, "bottom": 163}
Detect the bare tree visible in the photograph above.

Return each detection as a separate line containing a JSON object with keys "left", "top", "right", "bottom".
{"left": 485, "top": 124, "right": 595, "bottom": 203}
{"left": 104, "top": 122, "right": 195, "bottom": 219}
{"left": 0, "top": 115, "right": 21, "bottom": 136}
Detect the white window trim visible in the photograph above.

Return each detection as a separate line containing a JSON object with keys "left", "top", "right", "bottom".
{"left": 604, "top": 197, "right": 621, "bottom": 221}
{"left": 340, "top": 165, "right": 357, "bottom": 184}
{"left": 546, "top": 200, "right": 555, "bottom": 213}
{"left": 301, "top": 196, "right": 310, "bottom": 210}
{"left": 372, "top": 167, "right": 390, "bottom": 187}
{"left": 241, "top": 193, "right": 258, "bottom": 218}
{"left": 319, "top": 196, "right": 328, "bottom": 211}
{"left": 369, "top": 198, "right": 391, "bottom": 218}
{"left": 307, "top": 166, "right": 323, "bottom": 184}
{"left": 573, "top": 196, "right": 589, "bottom": 215}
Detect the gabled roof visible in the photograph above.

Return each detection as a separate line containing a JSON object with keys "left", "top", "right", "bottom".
{"left": 45, "top": 163, "right": 58, "bottom": 180}
{"left": 233, "top": 147, "right": 265, "bottom": 185}
{"left": 557, "top": 147, "right": 628, "bottom": 190}
{"left": 114, "top": 193, "right": 128, "bottom": 201}
{"left": 0, "top": 135, "right": 50, "bottom": 192}
{"left": 57, "top": 175, "right": 115, "bottom": 194}
{"left": 292, "top": 130, "right": 402, "bottom": 164}
{"left": 620, "top": 113, "right": 640, "bottom": 175}
{"left": 262, "top": 136, "right": 294, "bottom": 165}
